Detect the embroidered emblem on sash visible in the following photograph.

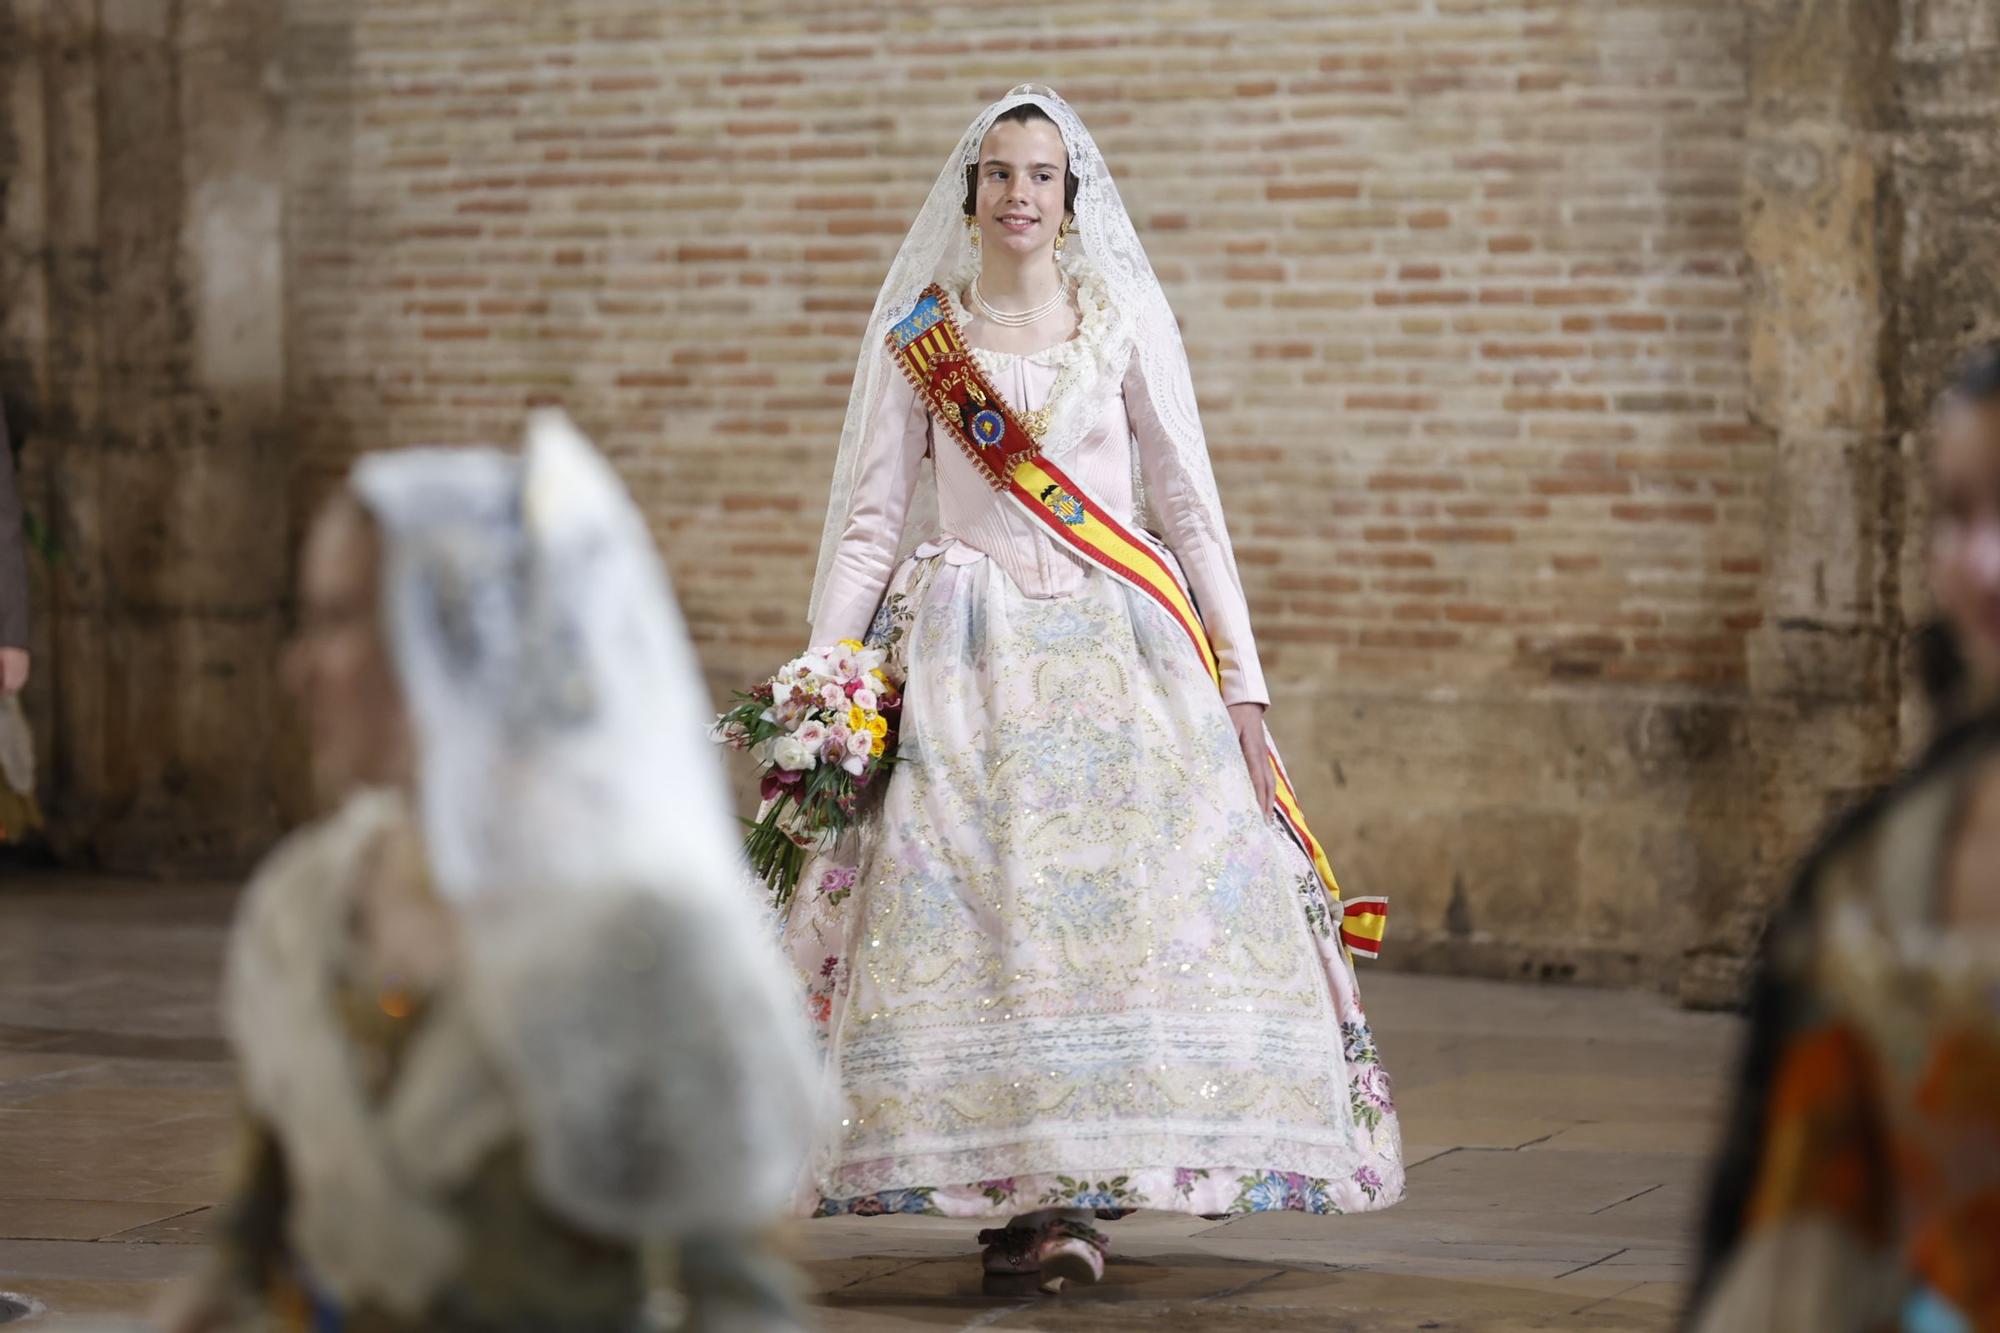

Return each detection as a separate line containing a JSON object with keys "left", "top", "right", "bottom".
{"left": 891, "top": 292, "right": 945, "bottom": 349}
{"left": 1039, "top": 482, "right": 1087, "bottom": 526}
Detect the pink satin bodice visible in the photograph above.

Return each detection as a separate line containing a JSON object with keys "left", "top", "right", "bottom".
{"left": 811, "top": 314, "right": 1269, "bottom": 708}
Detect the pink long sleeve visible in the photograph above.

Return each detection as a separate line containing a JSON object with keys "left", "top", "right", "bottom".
{"left": 1126, "top": 356, "right": 1270, "bottom": 708}
{"left": 810, "top": 370, "right": 931, "bottom": 646}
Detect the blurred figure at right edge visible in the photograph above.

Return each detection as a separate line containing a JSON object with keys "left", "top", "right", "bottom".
{"left": 1688, "top": 343, "right": 2000, "bottom": 1333}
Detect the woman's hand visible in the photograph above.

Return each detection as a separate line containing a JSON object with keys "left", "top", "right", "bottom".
{"left": 1228, "top": 701, "right": 1274, "bottom": 818}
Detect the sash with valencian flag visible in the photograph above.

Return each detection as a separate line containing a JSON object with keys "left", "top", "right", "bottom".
{"left": 888, "top": 283, "right": 1388, "bottom": 960}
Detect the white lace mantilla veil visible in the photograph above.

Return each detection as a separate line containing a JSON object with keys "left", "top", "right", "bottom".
{"left": 340, "top": 413, "right": 815, "bottom": 1241}
{"left": 807, "top": 84, "right": 1241, "bottom": 626}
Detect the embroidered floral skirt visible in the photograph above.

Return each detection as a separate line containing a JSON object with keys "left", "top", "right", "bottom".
{"left": 784, "top": 548, "right": 1404, "bottom": 1219}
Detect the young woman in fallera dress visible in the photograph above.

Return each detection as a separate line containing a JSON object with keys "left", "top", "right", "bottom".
{"left": 787, "top": 86, "right": 1404, "bottom": 1285}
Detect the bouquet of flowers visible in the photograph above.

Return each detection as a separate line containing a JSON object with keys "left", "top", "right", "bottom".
{"left": 712, "top": 638, "right": 901, "bottom": 909}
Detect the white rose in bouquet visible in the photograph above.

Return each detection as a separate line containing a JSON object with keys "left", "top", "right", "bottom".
{"left": 771, "top": 735, "right": 817, "bottom": 772}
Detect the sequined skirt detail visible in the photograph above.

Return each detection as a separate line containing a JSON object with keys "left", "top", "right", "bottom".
{"left": 783, "top": 553, "right": 1404, "bottom": 1217}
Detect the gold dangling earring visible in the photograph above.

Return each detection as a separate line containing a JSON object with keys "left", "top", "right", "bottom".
{"left": 967, "top": 216, "right": 980, "bottom": 255}
{"left": 1054, "top": 217, "right": 1070, "bottom": 256}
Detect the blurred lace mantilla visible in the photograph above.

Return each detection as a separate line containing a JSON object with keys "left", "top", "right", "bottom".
{"left": 208, "top": 414, "right": 815, "bottom": 1330}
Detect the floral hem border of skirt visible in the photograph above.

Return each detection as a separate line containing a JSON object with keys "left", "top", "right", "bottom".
{"left": 815, "top": 1162, "right": 1395, "bottom": 1219}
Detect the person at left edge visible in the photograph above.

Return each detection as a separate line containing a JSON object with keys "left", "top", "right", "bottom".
{"left": 0, "top": 400, "right": 38, "bottom": 846}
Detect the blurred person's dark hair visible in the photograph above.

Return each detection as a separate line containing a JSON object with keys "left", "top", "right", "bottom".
{"left": 1941, "top": 338, "right": 2000, "bottom": 407}
{"left": 1913, "top": 618, "right": 1966, "bottom": 719}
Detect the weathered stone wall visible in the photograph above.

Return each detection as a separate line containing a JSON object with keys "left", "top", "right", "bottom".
{"left": 1896, "top": 1, "right": 2000, "bottom": 410}
{"left": 1676, "top": 0, "right": 1907, "bottom": 1006}
{"left": 4, "top": 0, "right": 1996, "bottom": 1002}
{"left": 1676, "top": 0, "right": 2000, "bottom": 1006}
{"left": 0, "top": 0, "right": 293, "bottom": 872}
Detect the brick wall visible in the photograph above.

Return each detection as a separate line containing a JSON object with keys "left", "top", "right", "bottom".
{"left": 288, "top": 0, "right": 1760, "bottom": 681}
{"left": 280, "top": 0, "right": 1762, "bottom": 986}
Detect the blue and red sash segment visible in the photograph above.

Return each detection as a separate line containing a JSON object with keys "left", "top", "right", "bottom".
{"left": 889, "top": 283, "right": 1388, "bottom": 960}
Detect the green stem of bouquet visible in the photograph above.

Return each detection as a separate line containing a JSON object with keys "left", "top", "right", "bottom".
{"left": 739, "top": 755, "right": 899, "bottom": 912}
{"left": 743, "top": 800, "right": 810, "bottom": 912}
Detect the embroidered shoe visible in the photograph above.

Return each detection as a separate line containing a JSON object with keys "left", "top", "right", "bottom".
{"left": 1034, "top": 1218, "right": 1108, "bottom": 1289}
{"left": 977, "top": 1225, "right": 1044, "bottom": 1276}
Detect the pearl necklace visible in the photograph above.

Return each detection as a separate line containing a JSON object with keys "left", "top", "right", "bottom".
{"left": 970, "top": 275, "right": 1070, "bottom": 328}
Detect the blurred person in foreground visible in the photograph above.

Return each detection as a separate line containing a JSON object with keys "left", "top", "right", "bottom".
{"left": 156, "top": 413, "right": 816, "bottom": 1333}
{"left": 1688, "top": 343, "right": 2000, "bottom": 1332}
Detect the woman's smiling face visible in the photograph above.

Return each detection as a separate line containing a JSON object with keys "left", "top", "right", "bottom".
{"left": 971, "top": 118, "right": 1070, "bottom": 261}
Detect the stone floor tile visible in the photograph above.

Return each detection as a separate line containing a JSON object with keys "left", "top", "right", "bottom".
{"left": 1531, "top": 1119, "right": 1726, "bottom": 1155}
{"left": 1193, "top": 1237, "right": 1622, "bottom": 1282}
{"left": 0, "top": 1052, "right": 106, "bottom": 1082}
{"left": 0, "top": 1238, "right": 203, "bottom": 1283}
{"left": 830, "top": 1252, "right": 1287, "bottom": 1306}
{"left": 1235, "top": 1266, "right": 1677, "bottom": 1316}
{"left": 4, "top": 1085, "right": 232, "bottom": 1121}
{"left": 1408, "top": 1032, "right": 1737, "bottom": 1081}
{"left": 1395, "top": 1148, "right": 1688, "bottom": 1216}
{"left": 98, "top": 1207, "right": 214, "bottom": 1245}
{"left": 1407, "top": 1073, "right": 1725, "bottom": 1125}
{"left": 19, "top": 1293, "right": 155, "bottom": 1330}
{"left": 0, "top": 1200, "right": 203, "bottom": 1244}
{"left": 1561, "top": 1248, "right": 1691, "bottom": 1284}
{"left": 1591, "top": 1281, "right": 1681, "bottom": 1309}
{"left": 1391, "top": 1115, "right": 1580, "bottom": 1150}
